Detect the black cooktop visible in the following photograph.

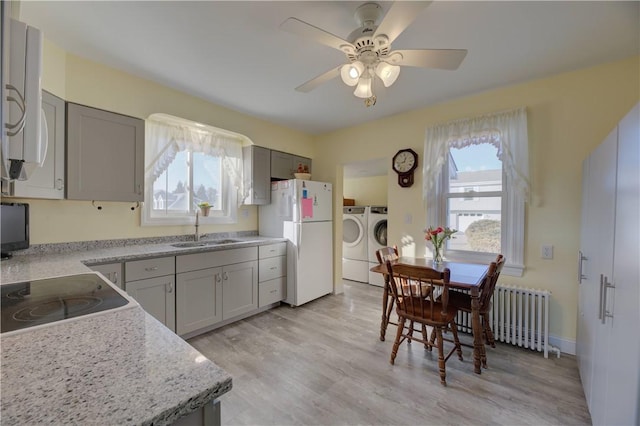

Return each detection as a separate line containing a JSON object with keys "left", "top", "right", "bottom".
{"left": 1, "top": 273, "right": 130, "bottom": 334}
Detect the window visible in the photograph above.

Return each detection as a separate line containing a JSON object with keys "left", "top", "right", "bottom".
{"left": 423, "top": 108, "right": 529, "bottom": 276}
{"left": 142, "top": 114, "right": 249, "bottom": 226}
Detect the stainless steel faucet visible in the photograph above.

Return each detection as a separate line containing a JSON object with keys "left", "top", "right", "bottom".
{"left": 194, "top": 210, "right": 200, "bottom": 241}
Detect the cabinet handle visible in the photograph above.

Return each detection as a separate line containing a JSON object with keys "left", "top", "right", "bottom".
{"left": 144, "top": 267, "right": 158, "bottom": 272}
{"left": 137, "top": 184, "right": 142, "bottom": 194}
{"left": 166, "top": 283, "right": 173, "bottom": 293}
{"left": 112, "top": 272, "right": 118, "bottom": 284}
{"left": 270, "top": 289, "right": 277, "bottom": 294}
{"left": 223, "top": 272, "right": 229, "bottom": 281}
{"left": 56, "top": 178, "right": 64, "bottom": 190}
{"left": 598, "top": 274, "right": 604, "bottom": 320}
{"left": 577, "top": 251, "right": 587, "bottom": 283}
{"left": 215, "top": 273, "right": 222, "bottom": 284}
{"left": 602, "top": 275, "right": 615, "bottom": 324}
{"left": 270, "top": 266, "right": 277, "bottom": 270}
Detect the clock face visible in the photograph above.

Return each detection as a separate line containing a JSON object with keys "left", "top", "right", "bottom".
{"left": 393, "top": 150, "right": 416, "bottom": 173}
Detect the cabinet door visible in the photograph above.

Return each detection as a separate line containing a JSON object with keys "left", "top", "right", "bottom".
{"left": 66, "top": 103, "right": 144, "bottom": 202}
{"left": 270, "top": 150, "right": 293, "bottom": 180}
{"left": 603, "top": 103, "right": 639, "bottom": 425}
{"left": 10, "top": 90, "right": 65, "bottom": 198}
{"left": 90, "top": 263, "right": 123, "bottom": 289}
{"left": 176, "top": 267, "right": 223, "bottom": 336}
{"left": 243, "top": 145, "right": 270, "bottom": 205}
{"left": 126, "top": 275, "right": 176, "bottom": 332}
{"left": 222, "top": 261, "right": 258, "bottom": 320}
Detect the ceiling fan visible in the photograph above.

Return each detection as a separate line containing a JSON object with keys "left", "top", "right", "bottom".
{"left": 280, "top": 1, "right": 467, "bottom": 106}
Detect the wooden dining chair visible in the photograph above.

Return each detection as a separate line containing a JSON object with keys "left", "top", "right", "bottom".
{"left": 384, "top": 260, "right": 463, "bottom": 386}
{"left": 447, "top": 255, "right": 505, "bottom": 350}
{"left": 376, "top": 246, "right": 399, "bottom": 332}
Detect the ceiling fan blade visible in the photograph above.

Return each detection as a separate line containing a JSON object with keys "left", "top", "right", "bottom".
{"left": 373, "top": 1, "right": 432, "bottom": 44}
{"left": 391, "top": 49, "right": 468, "bottom": 70}
{"left": 295, "top": 66, "right": 342, "bottom": 93}
{"left": 281, "top": 17, "right": 354, "bottom": 53}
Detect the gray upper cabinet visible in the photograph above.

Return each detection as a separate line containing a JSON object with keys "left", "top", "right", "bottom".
{"left": 243, "top": 145, "right": 270, "bottom": 205}
{"left": 270, "top": 150, "right": 312, "bottom": 180}
{"left": 7, "top": 90, "right": 65, "bottom": 199}
{"left": 66, "top": 103, "right": 144, "bottom": 202}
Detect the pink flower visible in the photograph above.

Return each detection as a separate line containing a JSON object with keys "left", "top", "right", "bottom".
{"left": 435, "top": 227, "right": 444, "bottom": 234}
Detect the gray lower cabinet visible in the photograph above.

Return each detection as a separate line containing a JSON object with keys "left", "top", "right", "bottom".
{"left": 66, "top": 102, "right": 144, "bottom": 202}
{"left": 4, "top": 90, "right": 65, "bottom": 198}
{"left": 221, "top": 260, "right": 258, "bottom": 320}
{"left": 176, "top": 267, "right": 223, "bottom": 336}
{"left": 90, "top": 262, "right": 123, "bottom": 289}
{"left": 258, "top": 243, "right": 287, "bottom": 307}
{"left": 125, "top": 256, "right": 176, "bottom": 332}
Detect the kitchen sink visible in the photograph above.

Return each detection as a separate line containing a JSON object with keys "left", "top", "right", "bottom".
{"left": 171, "top": 239, "right": 242, "bottom": 248}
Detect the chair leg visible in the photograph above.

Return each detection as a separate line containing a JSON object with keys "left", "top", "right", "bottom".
{"left": 435, "top": 327, "right": 447, "bottom": 386}
{"left": 482, "top": 313, "right": 496, "bottom": 348}
{"left": 429, "top": 326, "right": 436, "bottom": 350}
{"left": 449, "top": 322, "right": 464, "bottom": 361}
{"left": 407, "top": 321, "right": 415, "bottom": 344}
{"left": 421, "top": 324, "right": 432, "bottom": 350}
{"left": 390, "top": 316, "right": 406, "bottom": 365}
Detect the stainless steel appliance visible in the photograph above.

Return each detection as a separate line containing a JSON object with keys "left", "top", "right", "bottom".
{"left": 1, "top": 272, "right": 138, "bottom": 335}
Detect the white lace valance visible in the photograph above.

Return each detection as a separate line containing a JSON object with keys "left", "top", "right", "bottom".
{"left": 422, "top": 107, "right": 530, "bottom": 204}
{"left": 145, "top": 113, "right": 250, "bottom": 204}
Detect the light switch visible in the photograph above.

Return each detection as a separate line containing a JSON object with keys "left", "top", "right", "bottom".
{"left": 541, "top": 244, "right": 553, "bottom": 259}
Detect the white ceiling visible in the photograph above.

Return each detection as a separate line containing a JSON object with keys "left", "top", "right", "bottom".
{"left": 19, "top": 1, "right": 640, "bottom": 135}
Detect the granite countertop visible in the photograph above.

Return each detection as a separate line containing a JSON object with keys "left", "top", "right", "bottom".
{"left": 1, "top": 305, "right": 232, "bottom": 425}
{"left": 0, "top": 235, "right": 284, "bottom": 424}
{"left": 1, "top": 235, "right": 286, "bottom": 284}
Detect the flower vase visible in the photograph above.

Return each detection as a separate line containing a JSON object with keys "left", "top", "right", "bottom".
{"left": 432, "top": 244, "right": 443, "bottom": 265}
{"left": 200, "top": 206, "right": 211, "bottom": 217}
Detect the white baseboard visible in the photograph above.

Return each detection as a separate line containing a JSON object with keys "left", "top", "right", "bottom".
{"left": 549, "top": 334, "right": 576, "bottom": 355}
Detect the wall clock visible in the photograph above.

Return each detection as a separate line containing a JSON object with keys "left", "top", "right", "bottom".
{"left": 392, "top": 148, "right": 418, "bottom": 188}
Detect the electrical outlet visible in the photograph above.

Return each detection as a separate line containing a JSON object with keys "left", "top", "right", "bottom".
{"left": 541, "top": 244, "right": 553, "bottom": 259}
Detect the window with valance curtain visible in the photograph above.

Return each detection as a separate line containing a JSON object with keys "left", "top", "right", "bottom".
{"left": 423, "top": 107, "right": 529, "bottom": 276}
{"left": 142, "top": 113, "right": 250, "bottom": 226}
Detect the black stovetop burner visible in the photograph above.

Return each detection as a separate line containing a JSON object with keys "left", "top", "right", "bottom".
{"left": 1, "top": 273, "right": 131, "bottom": 334}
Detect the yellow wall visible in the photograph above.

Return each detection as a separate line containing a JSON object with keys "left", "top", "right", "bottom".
{"left": 313, "top": 56, "right": 639, "bottom": 344}
{"left": 14, "top": 40, "right": 315, "bottom": 244}
{"left": 343, "top": 175, "right": 388, "bottom": 206}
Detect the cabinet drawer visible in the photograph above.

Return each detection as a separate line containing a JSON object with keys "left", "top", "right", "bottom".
{"left": 177, "top": 247, "right": 258, "bottom": 273}
{"left": 125, "top": 257, "right": 175, "bottom": 281}
{"left": 259, "top": 242, "right": 286, "bottom": 259}
{"left": 259, "top": 277, "right": 285, "bottom": 307}
{"left": 259, "top": 256, "right": 286, "bottom": 282}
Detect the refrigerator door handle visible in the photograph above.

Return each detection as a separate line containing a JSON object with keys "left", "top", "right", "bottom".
{"left": 297, "top": 222, "right": 302, "bottom": 260}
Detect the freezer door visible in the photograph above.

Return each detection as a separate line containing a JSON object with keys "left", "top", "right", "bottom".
{"left": 284, "top": 221, "right": 333, "bottom": 306}
{"left": 293, "top": 180, "right": 333, "bottom": 223}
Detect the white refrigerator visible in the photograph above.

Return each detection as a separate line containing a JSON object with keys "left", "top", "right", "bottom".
{"left": 259, "top": 179, "right": 333, "bottom": 307}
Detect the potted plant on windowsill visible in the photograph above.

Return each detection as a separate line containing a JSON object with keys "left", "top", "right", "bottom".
{"left": 197, "top": 202, "right": 211, "bottom": 217}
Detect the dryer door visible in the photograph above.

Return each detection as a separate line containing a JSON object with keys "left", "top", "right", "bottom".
{"left": 373, "top": 219, "right": 388, "bottom": 246}
{"left": 343, "top": 216, "right": 364, "bottom": 247}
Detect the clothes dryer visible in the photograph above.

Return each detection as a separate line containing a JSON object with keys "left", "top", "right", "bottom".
{"left": 367, "top": 206, "right": 388, "bottom": 287}
{"left": 342, "top": 206, "right": 369, "bottom": 282}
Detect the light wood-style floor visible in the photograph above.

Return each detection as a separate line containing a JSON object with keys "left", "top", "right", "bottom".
{"left": 188, "top": 280, "right": 591, "bottom": 425}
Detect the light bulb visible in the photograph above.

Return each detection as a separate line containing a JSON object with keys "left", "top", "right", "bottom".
{"left": 375, "top": 62, "right": 401, "bottom": 87}
{"left": 353, "top": 76, "right": 372, "bottom": 98}
{"left": 340, "top": 61, "right": 364, "bottom": 87}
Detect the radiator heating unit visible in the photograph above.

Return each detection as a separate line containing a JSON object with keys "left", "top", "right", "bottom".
{"left": 454, "top": 285, "right": 559, "bottom": 358}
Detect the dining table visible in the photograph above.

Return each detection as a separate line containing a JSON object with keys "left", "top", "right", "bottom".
{"left": 370, "top": 257, "right": 490, "bottom": 374}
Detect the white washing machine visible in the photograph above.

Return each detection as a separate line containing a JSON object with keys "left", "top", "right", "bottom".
{"left": 367, "top": 205, "right": 388, "bottom": 287}
{"left": 342, "top": 206, "right": 369, "bottom": 282}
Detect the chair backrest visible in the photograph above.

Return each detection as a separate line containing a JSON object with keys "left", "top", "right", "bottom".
{"left": 384, "top": 261, "right": 451, "bottom": 321}
{"left": 376, "top": 246, "right": 399, "bottom": 264}
{"left": 479, "top": 255, "right": 506, "bottom": 311}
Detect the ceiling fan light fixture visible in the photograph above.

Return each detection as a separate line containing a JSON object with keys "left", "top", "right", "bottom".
{"left": 375, "top": 62, "right": 401, "bottom": 87}
{"left": 340, "top": 61, "right": 364, "bottom": 86}
{"left": 353, "top": 76, "right": 373, "bottom": 98}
